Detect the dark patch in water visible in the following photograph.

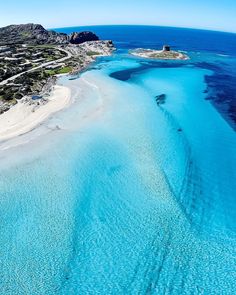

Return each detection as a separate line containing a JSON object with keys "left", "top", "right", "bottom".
{"left": 110, "top": 61, "right": 185, "bottom": 81}
{"left": 110, "top": 68, "right": 137, "bottom": 81}
{"left": 194, "top": 62, "right": 222, "bottom": 72}
{"left": 197, "top": 64, "right": 236, "bottom": 129}
{"left": 155, "top": 94, "right": 166, "bottom": 105}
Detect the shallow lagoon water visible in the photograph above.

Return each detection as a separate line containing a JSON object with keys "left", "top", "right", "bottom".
{"left": 0, "top": 40, "right": 236, "bottom": 293}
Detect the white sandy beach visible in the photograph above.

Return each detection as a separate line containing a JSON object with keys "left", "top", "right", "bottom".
{"left": 0, "top": 85, "right": 71, "bottom": 142}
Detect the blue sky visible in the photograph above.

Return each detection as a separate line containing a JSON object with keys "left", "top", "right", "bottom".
{"left": 1, "top": 0, "right": 236, "bottom": 33}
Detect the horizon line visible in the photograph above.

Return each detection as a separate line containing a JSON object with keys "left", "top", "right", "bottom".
{"left": 50, "top": 24, "right": 236, "bottom": 35}
{"left": 1, "top": 22, "right": 235, "bottom": 35}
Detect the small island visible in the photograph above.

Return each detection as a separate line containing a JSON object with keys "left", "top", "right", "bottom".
{"left": 130, "top": 45, "right": 189, "bottom": 60}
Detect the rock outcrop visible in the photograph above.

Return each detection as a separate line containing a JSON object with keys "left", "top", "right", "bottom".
{"left": 0, "top": 23, "right": 68, "bottom": 45}
{"left": 69, "top": 31, "right": 99, "bottom": 44}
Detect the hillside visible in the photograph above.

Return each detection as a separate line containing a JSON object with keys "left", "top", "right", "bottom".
{"left": 0, "top": 23, "right": 99, "bottom": 45}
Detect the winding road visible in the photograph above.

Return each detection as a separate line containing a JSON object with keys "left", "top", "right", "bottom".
{"left": 0, "top": 47, "right": 72, "bottom": 86}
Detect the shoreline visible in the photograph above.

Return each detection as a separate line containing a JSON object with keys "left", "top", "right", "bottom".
{"left": 0, "top": 40, "right": 115, "bottom": 144}
{"left": 0, "top": 85, "right": 71, "bottom": 142}
{"left": 0, "top": 48, "right": 112, "bottom": 145}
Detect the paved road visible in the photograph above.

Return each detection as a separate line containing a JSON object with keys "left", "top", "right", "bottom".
{"left": 0, "top": 47, "right": 72, "bottom": 86}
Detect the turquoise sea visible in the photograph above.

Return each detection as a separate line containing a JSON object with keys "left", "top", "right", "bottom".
{"left": 0, "top": 26, "right": 236, "bottom": 294}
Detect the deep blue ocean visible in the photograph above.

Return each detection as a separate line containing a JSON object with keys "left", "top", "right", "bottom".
{"left": 0, "top": 26, "right": 236, "bottom": 294}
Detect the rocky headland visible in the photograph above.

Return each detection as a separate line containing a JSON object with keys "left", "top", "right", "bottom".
{"left": 69, "top": 31, "right": 99, "bottom": 44}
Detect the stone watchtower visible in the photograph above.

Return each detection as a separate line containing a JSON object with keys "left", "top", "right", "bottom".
{"left": 163, "top": 45, "right": 171, "bottom": 51}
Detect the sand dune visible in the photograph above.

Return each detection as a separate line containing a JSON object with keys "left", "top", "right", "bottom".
{"left": 0, "top": 85, "right": 71, "bottom": 142}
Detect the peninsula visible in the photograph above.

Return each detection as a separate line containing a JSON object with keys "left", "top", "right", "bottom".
{"left": 130, "top": 45, "right": 189, "bottom": 60}
{"left": 0, "top": 23, "right": 115, "bottom": 116}
{"left": 0, "top": 23, "right": 115, "bottom": 142}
